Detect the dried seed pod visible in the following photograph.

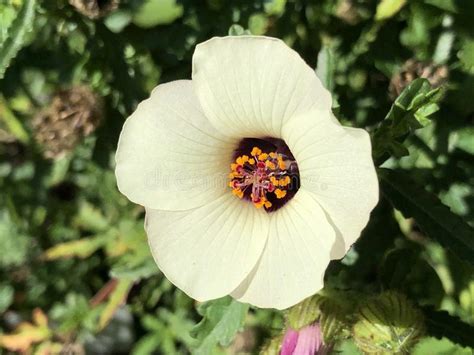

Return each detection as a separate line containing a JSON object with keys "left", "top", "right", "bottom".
{"left": 390, "top": 59, "right": 448, "bottom": 99}
{"left": 69, "top": 0, "right": 119, "bottom": 19}
{"left": 32, "top": 86, "right": 103, "bottom": 159}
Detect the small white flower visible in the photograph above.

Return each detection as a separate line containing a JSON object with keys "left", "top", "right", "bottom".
{"left": 115, "top": 36, "right": 379, "bottom": 310}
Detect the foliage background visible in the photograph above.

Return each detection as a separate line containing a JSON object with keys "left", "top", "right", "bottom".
{"left": 0, "top": 0, "right": 473, "bottom": 354}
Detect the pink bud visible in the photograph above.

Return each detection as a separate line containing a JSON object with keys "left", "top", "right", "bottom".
{"left": 281, "top": 329, "right": 298, "bottom": 355}
{"left": 280, "top": 324, "right": 324, "bottom": 355}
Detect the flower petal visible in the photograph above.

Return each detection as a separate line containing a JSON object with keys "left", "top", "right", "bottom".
{"left": 115, "top": 80, "right": 236, "bottom": 211}
{"left": 282, "top": 109, "right": 379, "bottom": 259}
{"left": 294, "top": 324, "right": 323, "bottom": 354}
{"left": 145, "top": 194, "right": 269, "bottom": 301}
{"left": 281, "top": 329, "right": 299, "bottom": 355}
{"left": 230, "top": 190, "right": 336, "bottom": 310}
{"left": 192, "top": 36, "right": 331, "bottom": 138}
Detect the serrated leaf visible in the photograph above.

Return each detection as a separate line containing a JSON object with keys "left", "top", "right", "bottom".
{"left": 379, "top": 168, "right": 474, "bottom": 266}
{"left": 0, "top": 0, "right": 36, "bottom": 79}
{"left": 372, "top": 78, "right": 441, "bottom": 164}
{"left": 0, "top": 308, "right": 51, "bottom": 352}
{"left": 421, "top": 306, "right": 474, "bottom": 348}
{"left": 192, "top": 297, "right": 249, "bottom": 355}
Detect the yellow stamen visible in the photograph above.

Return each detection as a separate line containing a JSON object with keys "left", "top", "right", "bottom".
{"left": 236, "top": 155, "right": 249, "bottom": 165}
{"left": 270, "top": 176, "right": 279, "bottom": 186}
{"left": 279, "top": 176, "right": 291, "bottom": 186}
{"left": 258, "top": 153, "right": 268, "bottom": 161}
{"left": 228, "top": 146, "right": 293, "bottom": 209}
{"left": 254, "top": 199, "right": 266, "bottom": 208}
{"left": 251, "top": 147, "right": 262, "bottom": 156}
{"left": 275, "top": 188, "right": 287, "bottom": 199}
{"left": 265, "top": 161, "right": 276, "bottom": 170}
{"left": 232, "top": 189, "right": 244, "bottom": 198}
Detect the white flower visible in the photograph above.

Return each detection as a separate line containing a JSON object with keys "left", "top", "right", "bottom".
{"left": 115, "top": 36, "right": 379, "bottom": 310}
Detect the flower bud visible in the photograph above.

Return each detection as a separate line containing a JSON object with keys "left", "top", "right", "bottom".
{"left": 286, "top": 295, "right": 322, "bottom": 330}
{"left": 353, "top": 291, "right": 425, "bottom": 354}
{"left": 280, "top": 324, "right": 328, "bottom": 355}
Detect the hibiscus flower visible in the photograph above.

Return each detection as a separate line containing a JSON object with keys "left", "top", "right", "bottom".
{"left": 115, "top": 36, "right": 378, "bottom": 310}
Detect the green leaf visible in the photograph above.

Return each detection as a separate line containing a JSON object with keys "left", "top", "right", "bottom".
{"left": 421, "top": 306, "right": 474, "bottom": 348}
{"left": 132, "top": 334, "right": 162, "bottom": 355}
{"left": 99, "top": 279, "right": 133, "bottom": 330}
{"left": 110, "top": 256, "right": 159, "bottom": 280}
{"left": 424, "top": 0, "right": 458, "bottom": 13}
{"left": 0, "top": 0, "right": 36, "bottom": 79}
{"left": 44, "top": 235, "right": 108, "bottom": 260}
{"left": 372, "top": 78, "right": 441, "bottom": 165}
{"left": 0, "top": 5, "right": 17, "bottom": 44}
{"left": 191, "top": 297, "right": 249, "bottom": 355}
{"left": 459, "top": 281, "right": 474, "bottom": 321}
{"left": 264, "top": 0, "right": 287, "bottom": 16}
{"left": 316, "top": 44, "right": 335, "bottom": 92}
{"left": 228, "top": 24, "right": 251, "bottom": 36}
{"left": 0, "top": 210, "right": 29, "bottom": 267}
{"left": 413, "top": 337, "right": 472, "bottom": 355}
{"left": 73, "top": 202, "right": 110, "bottom": 232}
{"left": 0, "top": 95, "right": 29, "bottom": 144}
{"left": 458, "top": 39, "right": 474, "bottom": 73}
{"left": 248, "top": 13, "right": 268, "bottom": 35}
{"left": 104, "top": 10, "right": 133, "bottom": 33}
{"left": 132, "top": 0, "right": 183, "bottom": 28}
{"left": 0, "top": 285, "right": 14, "bottom": 313}
{"left": 380, "top": 248, "right": 419, "bottom": 289}
{"left": 379, "top": 168, "right": 474, "bottom": 266}
{"left": 375, "top": 0, "right": 407, "bottom": 21}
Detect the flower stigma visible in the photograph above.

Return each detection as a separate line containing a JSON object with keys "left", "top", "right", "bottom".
{"left": 229, "top": 142, "right": 298, "bottom": 211}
